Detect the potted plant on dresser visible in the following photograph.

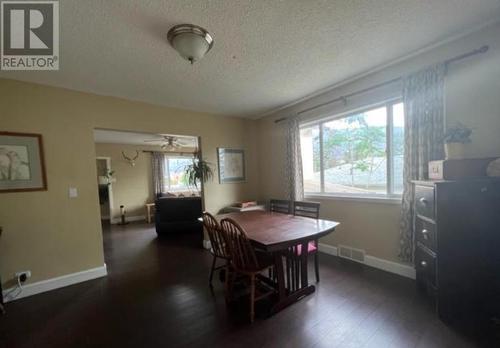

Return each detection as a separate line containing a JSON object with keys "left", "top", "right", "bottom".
{"left": 443, "top": 123, "right": 472, "bottom": 159}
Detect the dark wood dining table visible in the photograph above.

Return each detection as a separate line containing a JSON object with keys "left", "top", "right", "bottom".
{"left": 216, "top": 210, "right": 339, "bottom": 314}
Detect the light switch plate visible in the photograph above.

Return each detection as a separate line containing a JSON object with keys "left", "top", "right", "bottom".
{"left": 69, "top": 187, "right": 78, "bottom": 198}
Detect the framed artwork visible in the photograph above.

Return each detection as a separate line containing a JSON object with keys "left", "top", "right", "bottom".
{"left": 0, "top": 132, "right": 47, "bottom": 193}
{"left": 217, "top": 148, "right": 245, "bottom": 183}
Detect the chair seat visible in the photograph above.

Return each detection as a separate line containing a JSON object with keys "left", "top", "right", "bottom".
{"left": 295, "top": 242, "right": 317, "bottom": 255}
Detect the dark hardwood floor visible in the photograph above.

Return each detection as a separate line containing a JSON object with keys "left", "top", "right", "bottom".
{"left": 0, "top": 222, "right": 493, "bottom": 347}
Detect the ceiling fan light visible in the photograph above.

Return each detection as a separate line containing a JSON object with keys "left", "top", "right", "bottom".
{"left": 171, "top": 33, "right": 210, "bottom": 63}
{"left": 167, "top": 24, "right": 214, "bottom": 64}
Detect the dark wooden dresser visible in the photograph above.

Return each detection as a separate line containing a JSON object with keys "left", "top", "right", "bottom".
{"left": 413, "top": 179, "right": 500, "bottom": 334}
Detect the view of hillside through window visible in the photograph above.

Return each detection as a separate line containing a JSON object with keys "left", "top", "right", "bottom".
{"left": 163, "top": 157, "right": 193, "bottom": 192}
{"left": 300, "top": 101, "right": 404, "bottom": 197}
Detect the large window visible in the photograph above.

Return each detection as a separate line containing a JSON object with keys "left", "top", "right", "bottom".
{"left": 163, "top": 156, "right": 194, "bottom": 192}
{"left": 300, "top": 100, "right": 404, "bottom": 198}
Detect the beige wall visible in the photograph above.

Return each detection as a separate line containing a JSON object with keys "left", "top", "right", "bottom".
{"left": 0, "top": 79, "right": 260, "bottom": 287}
{"left": 1, "top": 21, "right": 499, "bottom": 290}
{"left": 258, "top": 22, "right": 500, "bottom": 263}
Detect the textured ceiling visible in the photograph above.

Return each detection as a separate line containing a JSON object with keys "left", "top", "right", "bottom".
{"left": 2, "top": 0, "right": 500, "bottom": 118}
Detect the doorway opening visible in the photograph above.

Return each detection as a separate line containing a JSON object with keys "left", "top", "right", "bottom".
{"left": 96, "top": 156, "right": 113, "bottom": 225}
{"left": 93, "top": 128, "right": 203, "bottom": 223}
{"left": 93, "top": 129, "right": 205, "bottom": 264}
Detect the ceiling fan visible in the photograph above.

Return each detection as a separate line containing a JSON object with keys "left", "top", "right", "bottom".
{"left": 144, "top": 135, "right": 193, "bottom": 150}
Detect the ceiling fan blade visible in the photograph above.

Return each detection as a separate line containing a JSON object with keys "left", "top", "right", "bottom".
{"left": 160, "top": 142, "right": 178, "bottom": 150}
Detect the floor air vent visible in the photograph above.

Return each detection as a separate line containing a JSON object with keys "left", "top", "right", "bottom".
{"left": 338, "top": 245, "right": 366, "bottom": 263}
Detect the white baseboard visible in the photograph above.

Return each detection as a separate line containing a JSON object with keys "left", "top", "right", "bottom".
{"left": 317, "top": 243, "right": 339, "bottom": 257}
{"left": 110, "top": 215, "right": 146, "bottom": 224}
{"left": 2, "top": 264, "right": 107, "bottom": 303}
{"left": 203, "top": 239, "right": 212, "bottom": 250}
{"left": 318, "top": 243, "right": 415, "bottom": 279}
{"left": 364, "top": 255, "right": 416, "bottom": 279}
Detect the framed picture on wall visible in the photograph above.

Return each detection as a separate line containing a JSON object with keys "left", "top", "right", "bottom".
{"left": 0, "top": 132, "right": 47, "bottom": 193}
{"left": 217, "top": 148, "right": 245, "bottom": 183}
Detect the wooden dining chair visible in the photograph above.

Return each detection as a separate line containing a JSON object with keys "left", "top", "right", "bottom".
{"left": 269, "top": 199, "right": 291, "bottom": 214}
{"left": 293, "top": 201, "right": 321, "bottom": 282}
{"left": 202, "top": 212, "right": 231, "bottom": 287}
{"left": 220, "top": 218, "right": 275, "bottom": 323}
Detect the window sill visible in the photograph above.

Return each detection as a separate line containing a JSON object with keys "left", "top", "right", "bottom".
{"left": 304, "top": 193, "right": 402, "bottom": 205}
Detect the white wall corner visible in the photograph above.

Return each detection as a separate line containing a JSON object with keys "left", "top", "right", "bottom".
{"left": 2, "top": 264, "right": 108, "bottom": 303}
{"left": 318, "top": 243, "right": 415, "bottom": 279}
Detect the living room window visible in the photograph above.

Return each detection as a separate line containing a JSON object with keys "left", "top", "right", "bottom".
{"left": 300, "top": 100, "right": 404, "bottom": 199}
{"left": 163, "top": 156, "right": 193, "bottom": 192}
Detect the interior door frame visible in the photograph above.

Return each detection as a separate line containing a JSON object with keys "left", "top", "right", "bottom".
{"left": 96, "top": 156, "right": 114, "bottom": 220}
{"left": 197, "top": 136, "right": 206, "bottom": 212}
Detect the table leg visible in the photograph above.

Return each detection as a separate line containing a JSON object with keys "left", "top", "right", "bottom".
{"left": 274, "top": 252, "right": 286, "bottom": 301}
{"left": 270, "top": 242, "right": 316, "bottom": 314}
{"left": 300, "top": 241, "right": 309, "bottom": 288}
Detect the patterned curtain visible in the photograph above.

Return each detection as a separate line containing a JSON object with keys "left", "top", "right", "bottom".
{"left": 151, "top": 152, "right": 166, "bottom": 198}
{"left": 399, "top": 63, "right": 446, "bottom": 262}
{"left": 285, "top": 117, "right": 304, "bottom": 201}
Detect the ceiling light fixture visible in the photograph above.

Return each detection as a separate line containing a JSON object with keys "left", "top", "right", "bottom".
{"left": 167, "top": 24, "right": 214, "bottom": 64}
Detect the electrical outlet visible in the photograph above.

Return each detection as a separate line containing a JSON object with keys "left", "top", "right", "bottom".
{"left": 15, "top": 270, "right": 31, "bottom": 282}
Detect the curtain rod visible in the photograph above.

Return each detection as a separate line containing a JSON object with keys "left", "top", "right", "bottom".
{"left": 274, "top": 45, "right": 489, "bottom": 123}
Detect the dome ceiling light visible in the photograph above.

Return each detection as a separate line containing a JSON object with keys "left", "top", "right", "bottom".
{"left": 167, "top": 24, "right": 214, "bottom": 64}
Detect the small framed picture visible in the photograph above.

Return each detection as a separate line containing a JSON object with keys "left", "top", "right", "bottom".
{"left": 217, "top": 148, "right": 245, "bottom": 184}
{"left": 0, "top": 132, "right": 47, "bottom": 193}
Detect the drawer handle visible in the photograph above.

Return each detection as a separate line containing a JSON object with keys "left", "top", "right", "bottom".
{"left": 421, "top": 229, "right": 429, "bottom": 240}
{"left": 419, "top": 197, "right": 428, "bottom": 205}
{"left": 420, "top": 260, "right": 428, "bottom": 268}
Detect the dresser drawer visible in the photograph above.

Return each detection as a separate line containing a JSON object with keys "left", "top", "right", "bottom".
{"left": 415, "top": 245, "right": 436, "bottom": 287}
{"left": 415, "top": 218, "right": 437, "bottom": 251}
{"left": 415, "top": 185, "right": 435, "bottom": 220}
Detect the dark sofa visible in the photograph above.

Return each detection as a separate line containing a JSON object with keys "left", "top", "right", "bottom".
{"left": 155, "top": 196, "right": 203, "bottom": 237}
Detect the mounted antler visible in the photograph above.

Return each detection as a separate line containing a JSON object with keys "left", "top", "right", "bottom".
{"left": 122, "top": 150, "right": 139, "bottom": 167}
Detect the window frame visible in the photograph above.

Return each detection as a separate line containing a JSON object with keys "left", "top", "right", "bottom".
{"left": 301, "top": 98, "right": 404, "bottom": 202}
{"left": 162, "top": 155, "right": 194, "bottom": 192}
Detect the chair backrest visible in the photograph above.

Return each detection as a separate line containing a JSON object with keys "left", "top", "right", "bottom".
{"left": 293, "top": 201, "right": 320, "bottom": 219}
{"left": 220, "top": 218, "right": 259, "bottom": 271}
{"left": 269, "top": 199, "right": 291, "bottom": 214}
{"left": 202, "top": 212, "right": 230, "bottom": 259}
